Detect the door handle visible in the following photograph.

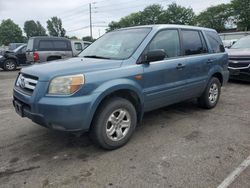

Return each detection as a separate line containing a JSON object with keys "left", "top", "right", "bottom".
{"left": 176, "top": 63, "right": 185, "bottom": 70}
{"left": 207, "top": 59, "right": 216, "bottom": 64}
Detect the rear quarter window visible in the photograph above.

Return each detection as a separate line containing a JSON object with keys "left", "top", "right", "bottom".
{"left": 38, "top": 40, "right": 53, "bottom": 50}
{"left": 37, "top": 40, "right": 71, "bottom": 51}
{"left": 205, "top": 31, "right": 225, "bottom": 53}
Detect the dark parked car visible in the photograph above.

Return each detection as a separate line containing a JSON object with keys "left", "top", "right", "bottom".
{"left": 8, "top": 43, "right": 26, "bottom": 51}
{"left": 13, "top": 25, "right": 229, "bottom": 149}
{"left": 26, "top": 37, "right": 73, "bottom": 63}
{"left": 227, "top": 36, "right": 250, "bottom": 82}
{"left": 0, "top": 44, "right": 27, "bottom": 71}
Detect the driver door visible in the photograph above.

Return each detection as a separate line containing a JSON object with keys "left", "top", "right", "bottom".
{"left": 142, "top": 29, "right": 187, "bottom": 112}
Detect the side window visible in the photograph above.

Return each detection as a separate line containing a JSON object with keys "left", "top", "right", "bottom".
{"left": 205, "top": 31, "right": 225, "bottom": 53}
{"left": 38, "top": 41, "right": 53, "bottom": 50}
{"left": 182, "top": 30, "right": 207, "bottom": 55}
{"left": 148, "top": 30, "right": 181, "bottom": 58}
{"left": 53, "top": 41, "right": 68, "bottom": 50}
{"left": 74, "top": 43, "right": 83, "bottom": 51}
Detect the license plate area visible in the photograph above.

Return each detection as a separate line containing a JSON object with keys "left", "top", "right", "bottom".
{"left": 14, "top": 100, "right": 23, "bottom": 117}
{"left": 229, "top": 69, "right": 240, "bottom": 75}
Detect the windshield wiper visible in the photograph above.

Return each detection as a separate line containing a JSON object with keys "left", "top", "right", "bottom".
{"left": 84, "top": 55, "right": 111, "bottom": 59}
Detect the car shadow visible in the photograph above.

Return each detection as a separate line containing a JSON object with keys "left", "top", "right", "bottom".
{"left": 3, "top": 99, "right": 202, "bottom": 168}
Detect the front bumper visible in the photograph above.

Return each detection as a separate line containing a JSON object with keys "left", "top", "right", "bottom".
{"left": 13, "top": 88, "right": 99, "bottom": 132}
{"left": 228, "top": 67, "right": 250, "bottom": 82}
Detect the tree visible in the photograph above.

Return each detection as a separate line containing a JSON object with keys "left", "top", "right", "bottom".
{"left": 231, "top": 0, "right": 250, "bottom": 31}
{"left": 162, "top": 3, "right": 196, "bottom": 25}
{"left": 0, "top": 19, "right": 24, "bottom": 46}
{"left": 196, "top": 4, "right": 233, "bottom": 32}
{"left": 108, "top": 4, "right": 164, "bottom": 31}
{"left": 47, "top": 17, "right": 66, "bottom": 37}
{"left": 24, "top": 20, "right": 47, "bottom": 38}
{"left": 107, "top": 3, "right": 196, "bottom": 31}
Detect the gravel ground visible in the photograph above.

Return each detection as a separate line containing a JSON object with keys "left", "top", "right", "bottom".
{"left": 0, "top": 70, "right": 249, "bottom": 188}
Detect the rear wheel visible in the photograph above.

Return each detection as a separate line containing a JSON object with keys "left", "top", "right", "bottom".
{"left": 3, "top": 59, "right": 17, "bottom": 71}
{"left": 90, "top": 97, "right": 137, "bottom": 150}
{"left": 198, "top": 77, "right": 221, "bottom": 109}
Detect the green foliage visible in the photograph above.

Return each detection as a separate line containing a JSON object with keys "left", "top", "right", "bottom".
{"left": 196, "top": 4, "right": 234, "bottom": 32}
{"left": 162, "top": 3, "right": 196, "bottom": 25}
{"left": 231, "top": 0, "right": 250, "bottom": 30}
{"left": 107, "top": 3, "right": 196, "bottom": 31}
{"left": 24, "top": 20, "right": 47, "bottom": 38}
{"left": 0, "top": 19, "right": 24, "bottom": 46}
{"left": 46, "top": 17, "right": 66, "bottom": 37}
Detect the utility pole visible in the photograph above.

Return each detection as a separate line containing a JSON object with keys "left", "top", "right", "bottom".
{"left": 89, "top": 3, "right": 93, "bottom": 39}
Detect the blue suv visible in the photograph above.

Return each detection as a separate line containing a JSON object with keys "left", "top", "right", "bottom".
{"left": 13, "top": 25, "right": 229, "bottom": 149}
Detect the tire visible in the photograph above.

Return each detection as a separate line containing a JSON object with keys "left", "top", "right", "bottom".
{"left": 3, "top": 59, "right": 17, "bottom": 71}
{"left": 90, "top": 97, "right": 137, "bottom": 150}
{"left": 47, "top": 57, "right": 60, "bottom": 62}
{"left": 198, "top": 77, "right": 221, "bottom": 109}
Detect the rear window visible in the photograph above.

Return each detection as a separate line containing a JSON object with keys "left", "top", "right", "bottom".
{"left": 182, "top": 30, "right": 208, "bottom": 55}
{"left": 27, "top": 39, "right": 34, "bottom": 51}
{"left": 37, "top": 39, "right": 70, "bottom": 51}
{"left": 205, "top": 31, "right": 225, "bottom": 53}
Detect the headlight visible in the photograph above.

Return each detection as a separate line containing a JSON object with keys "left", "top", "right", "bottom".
{"left": 48, "top": 74, "right": 85, "bottom": 95}
{"left": 0, "top": 55, "right": 3, "bottom": 59}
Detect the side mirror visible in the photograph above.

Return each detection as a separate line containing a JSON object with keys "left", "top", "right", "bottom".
{"left": 143, "top": 49, "right": 166, "bottom": 63}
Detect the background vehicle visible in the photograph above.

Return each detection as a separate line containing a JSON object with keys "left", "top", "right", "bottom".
{"left": 219, "top": 31, "right": 250, "bottom": 48}
{"left": 8, "top": 43, "right": 26, "bottom": 51}
{"left": 71, "top": 40, "right": 91, "bottom": 56}
{"left": 227, "top": 36, "right": 250, "bottom": 82}
{"left": 26, "top": 37, "right": 73, "bottom": 63}
{"left": 0, "top": 44, "right": 27, "bottom": 71}
{"left": 13, "top": 25, "right": 229, "bottom": 150}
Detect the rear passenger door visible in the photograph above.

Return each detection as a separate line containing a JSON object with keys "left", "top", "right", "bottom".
{"left": 143, "top": 29, "right": 187, "bottom": 111}
{"left": 180, "top": 29, "right": 210, "bottom": 97}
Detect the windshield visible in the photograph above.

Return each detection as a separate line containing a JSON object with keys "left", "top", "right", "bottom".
{"left": 13, "top": 45, "right": 25, "bottom": 53}
{"left": 231, "top": 37, "right": 250, "bottom": 49}
{"left": 79, "top": 28, "right": 151, "bottom": 60}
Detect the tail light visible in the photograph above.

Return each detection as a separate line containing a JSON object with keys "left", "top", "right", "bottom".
{"left": 33, "top": 52, "right": 40, "bottom": 62}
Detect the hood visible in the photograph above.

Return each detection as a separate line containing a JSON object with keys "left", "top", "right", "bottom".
{"left": 226, "top": 48, "right": 250, "bottom": 57}
{"left": 21, "top": 57, "right": 123, "bottom": 81}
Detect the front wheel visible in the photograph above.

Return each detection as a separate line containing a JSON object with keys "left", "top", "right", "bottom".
{"left": 198, "top": 77, "right": 221, "bottom": 109}
{"left": 3, "top": 59, "right": 17, "bottom": 71}
{"left": 90, "top": 97, "right": 137, "bottom": 150}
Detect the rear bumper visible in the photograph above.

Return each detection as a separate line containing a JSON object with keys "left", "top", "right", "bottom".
{"left": 13, "top": 88, "right": 99, "bottom": 132}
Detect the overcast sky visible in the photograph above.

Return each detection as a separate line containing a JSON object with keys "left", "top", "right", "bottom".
{"left": 0, "top": 0, "right": 230, "bottom": 39}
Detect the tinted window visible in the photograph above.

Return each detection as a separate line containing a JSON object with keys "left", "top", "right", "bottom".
{"left": 182, "top": 30, "right": 207, "bottom": 55}
{"left": 149, "top": 30, "right": 181, "bottom": 58}
{"left": 54, "top": 41, "right": 68, "bottom": 49}
{"left": 205, "top": 31, "right": 225, "bottom": 53}
{"left": 38, "top": 41, "right": 53, "bottom": 50}
{"left": 74, "top": 43, "right": 83, "bottom": 51}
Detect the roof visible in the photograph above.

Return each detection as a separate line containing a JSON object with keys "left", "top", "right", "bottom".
{"left": 117, "top": 24, "right": 216, "bottom": 32}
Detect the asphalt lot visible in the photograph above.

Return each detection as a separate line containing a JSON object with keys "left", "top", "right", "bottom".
{"left": 0, "top": 70, "right": 249, "bottom": 188}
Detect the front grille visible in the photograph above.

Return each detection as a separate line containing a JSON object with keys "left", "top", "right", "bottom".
{"left": 16, "top": 73, "right": 38, "bottom": 95}
{"left": 229, "top": 62, "right": 250, "bottom": 69}
{"left": 228, "top": 56, "right": 250, "bottom": 69}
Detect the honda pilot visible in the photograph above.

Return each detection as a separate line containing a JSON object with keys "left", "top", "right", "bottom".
{"left": 13, "top": 25, "right": 229, "bottom": 150}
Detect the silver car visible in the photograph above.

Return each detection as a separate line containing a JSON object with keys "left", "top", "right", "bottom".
{"left": 26, "top": 37, "right": 73, "bottom": 63}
